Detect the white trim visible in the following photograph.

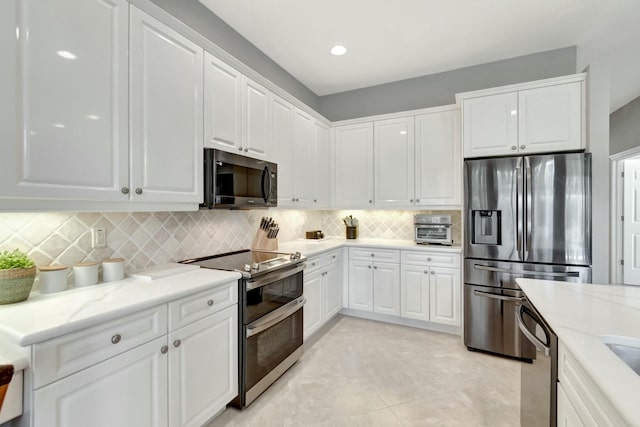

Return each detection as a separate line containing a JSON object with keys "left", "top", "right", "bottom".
{"left": 129, "top": 0, "right": 331, "bottom": 126}
{"left": 609, "top": 146, "right": 640, "bottom": 284}
{"left": 331, "top": 104, "right": 460, "bottom": 127}
{"left": 0, "top": 199, "right": 199, "bottom": 212}
{"left": 455, "top": 73, "right": 587, "bottom": 103}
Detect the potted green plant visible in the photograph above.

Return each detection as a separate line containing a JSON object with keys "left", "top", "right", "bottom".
{"left": 0, "top": 249, "right": 36, "bottom": 304}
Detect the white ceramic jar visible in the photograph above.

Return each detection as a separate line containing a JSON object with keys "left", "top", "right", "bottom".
{"left": 38, "top": 265, "right": 68, "bottom": 294}
{"left": 101, "top": 258, "right": 125, "bottom": 282}
{"left": 73, "top": 261, "right": 99, "bottom": 287}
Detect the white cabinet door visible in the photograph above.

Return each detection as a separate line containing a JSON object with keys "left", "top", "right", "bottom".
{"left": 130, "top": 7, "right": 203, "bottom": 203}
{"left": 557, "top": 383, "right": 584, "bottom": 427}
{"left": 168, "top": 305, "right": 238, "bottom": 427}
{"left": 415, "top": 110, "right": 461, "bottom": 206}
{"left": 271, "top": 95, "right": 296, "bottom": 206}
{"left": 462, "top": 92, "right": 518, "bottom": 158}
{"left": 334, "top": 123, "right": 374, "bottom": 207}
{"left": 429, "top": 267, "right": 460, "bottom": 326}
{"left": 348, "top": 260, "right": 374, "bottom": 312}
{"left": 293, "top": 109, "right": 316, "bottom": 205}
{"left": 303, "top": 270, "right": 323, "bottom": 339}
{"left": 373, "top": 262, "right": 401, "bottom": 315}
{"left": 518, "top": 82, "right": 583, "bottom": 154}
{"left": 242, "top": 76, "right": 270, "bottom": 159}
{"left": 204, "top": 53, "right": 242, "bottom": 152}
{"left": 314, "top": 120, "right": 332, "bottom": 207}
{"left": 0, "top": 0, "right": 129, "bottom": 201}
{"left": 34, "top": 337, "right": 168, "bottom": 427}
{"left": 400, "top": 265, "right": 430, "bottom": 321}
{"left": 374, "top": 117, "right": 415, "bottom": 207}
{"left": 324, "top": 264, "right": 342, "bottom": 319}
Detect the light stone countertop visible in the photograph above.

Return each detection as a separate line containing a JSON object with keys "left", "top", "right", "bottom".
{"left": 278, "top": 237, "right": 462, "bottom": 258}
{"left": 0, "top": 266, "right": 241, "bottom": 347}
{"left": 516, "top": 278, "right": 640, "bottom": 425}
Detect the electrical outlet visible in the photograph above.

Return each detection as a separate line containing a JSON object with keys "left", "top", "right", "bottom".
{"left": 92, "top": 228, "right": 106, "bottom": 248}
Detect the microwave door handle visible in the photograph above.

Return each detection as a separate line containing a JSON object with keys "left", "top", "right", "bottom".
{"left": 266, "top": 165, "right": 274, "bottom": 201}
{"left": 517, "top": 305, "right": 550, "bottom": 356}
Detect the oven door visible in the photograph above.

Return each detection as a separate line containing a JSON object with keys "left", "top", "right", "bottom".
{"left": 244, "top": 297, "right": 304, "bottom": 404}
{"left": 244, "top": 264, "right": 304, "bottom": 324}
{"left": 415, "top": 224, "right": 451, "bottom": 244}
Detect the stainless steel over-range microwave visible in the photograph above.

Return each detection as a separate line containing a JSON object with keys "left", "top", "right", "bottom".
{"left": 202, "top": 148, "right": 277, "bottom": 209}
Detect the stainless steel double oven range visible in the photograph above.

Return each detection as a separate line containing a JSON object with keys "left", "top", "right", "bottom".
{"left": 181, "top": 249, "right": 306, "bottom": 408}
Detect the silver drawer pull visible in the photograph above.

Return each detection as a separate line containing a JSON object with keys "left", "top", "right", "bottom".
{"left": 427, "top": 257, "right": 432, "bottom": 261}
{"left": 207, "top": 299, "right": 214, "bottom": 306}
{"left": 111, "top": 334, "right": 122, "bottom": 344}
{"left": 173, "top": 339, "right": 181, "bottom": 348}
{"left": 431, "top": 271, "right": 435, "bottom": 275}
{"left": 160, "top": 345, "right": 168, "bottom": 354}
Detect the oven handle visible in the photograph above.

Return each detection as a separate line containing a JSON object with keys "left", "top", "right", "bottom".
{"left": 517, "top": 304, "right": 550, "bottom": 356}
{"left": 246, "top": 263, "right": 306, "bottom": 291}
{"left": 473, "top": 264, "right": 580, "bottom": 278}
{"left": 473, "top": 290, "right": 525, "bottom": 303}
{"left": 246, "top": 297, "right": 306, "bottom": 337}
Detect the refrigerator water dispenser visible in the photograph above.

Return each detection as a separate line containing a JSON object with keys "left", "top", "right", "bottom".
{"left": 472, "top": 210, "right": 501, "bottom": 245}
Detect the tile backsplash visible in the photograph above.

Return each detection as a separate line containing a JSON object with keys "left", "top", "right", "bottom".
{"left": 0, "top": 209, "right": 460, "bottom": 290}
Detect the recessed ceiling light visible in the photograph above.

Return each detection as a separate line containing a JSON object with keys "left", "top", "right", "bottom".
{"left": 56, "top": 50, "right": 77, "bottom": 60}
{"left": 330, "top": 45, "right": 347, "bottom": 56}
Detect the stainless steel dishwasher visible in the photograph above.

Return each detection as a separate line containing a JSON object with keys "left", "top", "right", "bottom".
{"left": 518, "top": 297, "right": 558, "bottom": 427}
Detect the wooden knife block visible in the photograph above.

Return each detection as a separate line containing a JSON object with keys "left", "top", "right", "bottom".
{"left": 251, "top": 229, "right": 278, "bottom": 252}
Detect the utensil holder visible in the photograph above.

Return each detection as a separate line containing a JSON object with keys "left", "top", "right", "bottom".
{"left": 346, "top": 226, "right": 358, "bottom": 239}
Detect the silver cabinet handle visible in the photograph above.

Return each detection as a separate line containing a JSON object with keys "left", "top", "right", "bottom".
{"left": 416, "top": 199, "right": 420, "bottom": 203}
{"left": 314, "top": 199, "right": 317, "bottom": 202}
{"left": 111, "top": 334, "right": 121, "bottom": 344}
{"left": 368, "top": 265, "right": 372, "bottom": 269}
{"left": 121, "top": 187, "right": 129, "bottom": 195}
{"left": 369, "top": 200, "right": 373, "bottom": 204}
{"left": 410, "top": 199, "right": 414, "bottom": 203}
{"left": 511, "top": 145, "right": 517, "bottom": 150}
{"left": 244, "top": 148, "right": 249, "bottom": 152}
{"left": 373, "top": 266, "right": 378, "bottom": 269}
{"left": 424, "top": 270, "right": 429, "bottom": 274}
{"left": 520, "top": 145, "right": 526, "bottom": 149}
{"left": 160, "top": 345, "right": 168, "bottom": 354}
{"left": 427, "top": 257, "right": 432, "bottom": 261}
{"left": 291, "top": 198, "right": 295, "bottom": 202}
{"left": 207, "top": 299, "right": 214, "bottom": 306}
{"left": 135, "top": 187, "right": 143, "bottom": 195}
{"left": 238, "top": 146, "right": 243, "bottom": 151}
{"left": 473, "top": 289, "right": 525, "bottom": 302}
{"left": 332, "top": 255, "right": 336, "bottom": 259}
{"left": 371, "top": 253, "right": 375, "bottom": 257}
{"left": 431, "top": 271, "right": 435, "bottom": 275}
{"left": 173, "top": 339, "right": 181, "bottom": 348}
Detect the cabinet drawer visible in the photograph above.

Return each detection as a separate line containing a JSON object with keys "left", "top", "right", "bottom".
{"left": 33, "top": 305, "right": 167, "bottom": 389}
{"left": 323, "top": 250, "right": 342, "bottom": 266}
{"left": 401, "top": 250, "right": 460, "bottom": 268}
{"left": 169, "top": 280, "right": 237, "bottom": 331}
{"left": 349, "top": 248, "right": 400, "bottom": 263}
{"left": 305, "top": 256, "right": 323, "bottom": 274}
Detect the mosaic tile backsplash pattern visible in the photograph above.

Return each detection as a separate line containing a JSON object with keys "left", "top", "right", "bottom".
{"left": 0, "top": 209, "right": 460, "bottom": 290}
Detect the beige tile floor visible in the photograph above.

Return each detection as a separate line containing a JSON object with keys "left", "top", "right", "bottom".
{"left": 207, "top": 315, "right": 521, "bottom": 427}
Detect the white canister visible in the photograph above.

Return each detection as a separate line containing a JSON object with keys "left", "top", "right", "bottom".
{"left": 102, "top": 258, "right": 125, "bottom": 282}
{"left": 38, "top": 265, "right": 68, "bottom": 294}
{"left": 73, "top": 261, "right": 99, "bottom": 287}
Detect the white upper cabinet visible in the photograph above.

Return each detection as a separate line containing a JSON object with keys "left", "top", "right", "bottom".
{"left": 334, "top": 123, "right": 374, "bottom": 207}
{"left": 242, "top": 76, "right": 270, "bottom": 159}
{"left": 293, "top": 109, "right": 316, "bottom": 204}
{"left": 518, "top": 82, "right": 582, "bottom": 154}
{"left": 415, "top": 109, "right": 461, "bottom": 206}
{"left": 374, "top": 117, "right": 415, "bottom": 207}
{"left": 204, "top": 53, "right": 242, "bottom": 152}
{"left": 314, "top": 120, "right": 331, "bottom": 207}
{"left": 462, "top": 92, "right": 518, "bottom": 158}
{"left": 459, "top": 75, "right": 585, "bottom": 158}
{"left": 130, "top": 7, "right": 203, "bottom": 203}
{"left": 271, "top": 95, "right": 296, "bottom": 206}
{"left": 0, "top": 0, "right": 129, "bottom": 201}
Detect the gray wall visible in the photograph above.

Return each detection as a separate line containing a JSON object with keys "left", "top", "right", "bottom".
{"left": 148, "top": 0, "right": 321, "bottom": 111}
{"left": 610, "top": 96, "right": 640, "bottom": 155}
{"left": 319, "top": 47, "right": 577, "bottom": 121}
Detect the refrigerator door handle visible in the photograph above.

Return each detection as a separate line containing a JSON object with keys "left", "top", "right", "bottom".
{"left": 516, "top": 157, "right": 524, "bottom": 261}
{"left": 473, "top": 264, "right": 581, "bottom": 278}
{"left": 524, "top": 157, "right": 532, "bottom": 259}
{"left": 473, "top": 290, "right": 525, "bottom": 303}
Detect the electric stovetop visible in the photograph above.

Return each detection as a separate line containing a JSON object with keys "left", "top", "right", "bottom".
{"left": 180, "top": 249, "right": 303, "bottom": 278}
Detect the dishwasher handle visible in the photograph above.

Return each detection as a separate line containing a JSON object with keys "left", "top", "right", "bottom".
{"left": 517, "top": 305, "right": 550, "bottom": 356}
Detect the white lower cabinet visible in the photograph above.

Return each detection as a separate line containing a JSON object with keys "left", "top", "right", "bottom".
{"left": 428, "top": 267, "right": 461, "bottom": 326}
{"left": 34, "top": 337, "right": 169, "bottom": 427}
{"left": 303, "top": 251, "right": 343, "bottom": 339}
{"left": 348, "top": 260, "right": 374, "bottom": 312}
{"left": 348, "top": 248, "right": 400, "bottom": 315}
{"left": 29, "top": 281, "right": 238, "bottom": 427}
{"left": 557, "top": 382, "right": 584, "bottom": 427}
{"left": 372, "top": 262, "right": 401, "bottom": 316}
{"left": 401, "top": 266, "right": 430, "bottom": 321}
{"left": 168, "top": 305, "right": 238, "bottom": 427}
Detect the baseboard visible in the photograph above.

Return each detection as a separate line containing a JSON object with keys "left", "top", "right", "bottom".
{"left": 339, "top": 308, "right": 461, "bottom": 336}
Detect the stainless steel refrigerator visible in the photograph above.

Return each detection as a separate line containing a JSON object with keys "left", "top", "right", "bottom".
{"left": 463, "top": 152, "right": 592, "bottom": 361}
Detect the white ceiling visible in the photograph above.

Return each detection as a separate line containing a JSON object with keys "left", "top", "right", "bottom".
{"left": 199, "top": 0, "right": 640, "bottom": 112}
